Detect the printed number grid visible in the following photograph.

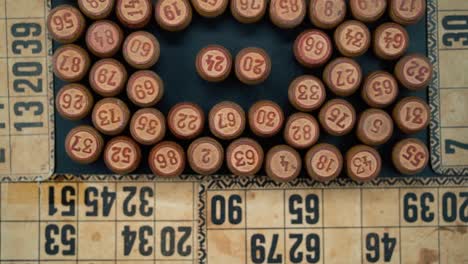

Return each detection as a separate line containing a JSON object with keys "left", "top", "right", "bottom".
{"left": 204, "top": 186, "right": 468, "bottom": 264}
{"left": 435, "top": 2, "right": 468, "bottom": 169}
{"left": 0, "top": 181, "right": 198, "bottom": 263}
{"left": 0, "top": 0, "right": 52, "bottom": 179}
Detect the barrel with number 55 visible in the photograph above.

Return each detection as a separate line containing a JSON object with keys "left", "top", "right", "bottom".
{"left": 127, "top": 70, "right": 165, "bottom": 107}
{"left": 392, "top": 138, "right": 428, "bottom": 175}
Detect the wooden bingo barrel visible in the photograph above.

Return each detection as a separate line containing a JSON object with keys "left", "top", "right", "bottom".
{"left": 65, "top": 126, "right": 104, "bottom": 164}
{"left": 47, "top": 5, "right": 86, "bottom": 43}
{"left": 395, "top": 54, "right": 433, "bottom": 91}
{"left": 248, "top": 100, "right": 284, "bottom": 137}
{"left": 192, "top": 0, "right": 228, "bottom": 17}
{"left": 127, "top": 71, "right": 164, "bottom": 107}
{"left": 89, "top": 59, "right": 128, "bottom": 97}
{"left": 104, "top": 136, "right": 141, "bottom": 174}
{"left": 122, "top": 31, "right": 160, "bottom": 69}
{"left": 346, "top": 145, "right": 381, "bottom": 182}
{"left": 319, "top": 99, "right": 356, "bottom": 136}
{"left": 265, "top": 145, "right": 301, "bottom": 182}
{"left": 356, "top": 109, "right": 394, "bottom": 146}
{"left": 361, "top": 71, "right": 399, "bottom": 108}
{"left": 393, "top": 96, "right": 430, "bottom": 134}
{"left": 390, "top": 0, "right": 425, "bottom": 25}
{"left": 235, "top": 47, "right": 271, "bottom": 85}
{"left": 78, "top": 0, "right": 115, "bottom": 20}
{"left": 374, "top": 22, "right": 409, "bottom": 60}
{"left": 288, "top": 75, "right": 326, "bottom": 112}
{"left": 309, "top": 0, "right": 346, "bottom": 29}
{"left": 196, "top": 45, "right": 232, "bottom": 82}
{"left": 293, "top": 29, "right": 332, "bottom": 68}
{"left": 149, "top": 141, "right": 186, "bottom": 177}
{"left": 231, "top": 0, "right": 267, "bottom": 23}
{"left": 92, "top": 98, "right": 130, "bottom": 136}
{"left": 284, "top": 112, "right": 320, "bottom": 149}
{"left": 130, "top": 108, "right": 166, "bottom": 145}
{"left": 155, "top": 0, "right": 193, "bottom": 31}
{"left": 167, "top": 102, "right": 205, "bottom": 140}
{"left": 56, "top": 84, "right": 94, "bottom": 120}
{"left": 349, "top": 0, "right": 386, "bottom": 23}
{"left": 269, "top": 0, "right": 306, "bottom": 29}
{"left": 209, "top": 101, "right": 246, "bottom": 140}
{"left": 52, "top": 44, "right": 91, "bottom": 82}
{"left": 305, "top": 143, "right": 343, "bottom": 182}
{"left": 116, "top": 0, "right": 153, "bottom": 28}
{"left": 226, "top": 138, "right": 264, "bottom": 176}
{"left": 188, "top": 137, "right": 224, "bottom": 175}
{"left": 392, "top": 138, "right": 429, "bottom": 175}
{"left": 323, "top": 57, "right": 362, "bottom": 96}
{"left": 334, "top": 20, "right": 371, "bottom": 57}
{"left": 86, "top": 20, "right": 124, "bottom": 58}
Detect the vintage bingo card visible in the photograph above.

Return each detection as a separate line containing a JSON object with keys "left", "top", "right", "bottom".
{"left": 199, "top": 176, "right": 468, "bottom": 264}
{"left": 430, "top": 0, "right": 468, "bottom": 175}
{"left": 0, "top": 176, "right": 200, "bottom": 263}
{"left": 0, "top": 0, "right": 53, "bottom": 181}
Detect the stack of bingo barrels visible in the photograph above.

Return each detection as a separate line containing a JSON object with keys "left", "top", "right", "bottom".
{"left": 50, "top": 0, "right": 432, "bottom": 182}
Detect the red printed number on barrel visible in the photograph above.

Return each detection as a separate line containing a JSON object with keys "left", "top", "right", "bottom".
{"left": 156, "top": 0, "right": 192, "bottom": 31}
{"left": 235, "top": 47, "right": 271, "bottom": 85}
{"left": 53, "top": 45, "right": 90, "bottom": 82}
{"left": 56, "top": 84, "right": 93, "bottom": 120}
{"left": 149, "top": 142, "right": 186, "bottom": 177}
{"left": 294, "top": 30, "right": 332, "bottom": 68}
{"left": 48, "top": 5, "right": 85, "bottom": 43}
{"left": 127, "top": 71, "right": 164, "bottom": 107}
{"left": 209, "top": 102, "right": 246, "bottom": 140}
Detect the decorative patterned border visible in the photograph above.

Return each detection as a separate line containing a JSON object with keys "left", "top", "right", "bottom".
{"left": 205, "top": 174, "right": 468, "bottom": 190}
{"left": 428, "top": 0, "right": 445, "bottom": 174}
{"left": 197, "top": 182, "right": 207, "bottom": 264}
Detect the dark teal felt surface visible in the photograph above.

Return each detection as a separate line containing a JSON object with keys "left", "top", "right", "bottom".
{"left": 53, "top": 0, "right": 434, "bottom": 177}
